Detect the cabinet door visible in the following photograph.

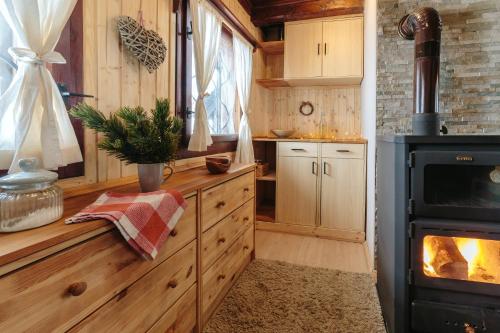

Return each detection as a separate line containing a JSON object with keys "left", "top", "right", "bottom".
{"left": 322, "top": 17, "right": 363, "bottom": 78}
{"left": 320, "top": 157, "right": 365, "bottom": 231}
{"left": 284, "top": 21, "right": 323, "bottom": 79}
{"left": 276, "top": 156, "right": 318, "bottom": 225}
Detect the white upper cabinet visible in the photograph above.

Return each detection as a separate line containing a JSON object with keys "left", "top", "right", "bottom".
{"left": 284, "top": 15, "right": 364, "bottom": 85}
{"left": 284, "top": 21, "right": 323, "bottom": 79}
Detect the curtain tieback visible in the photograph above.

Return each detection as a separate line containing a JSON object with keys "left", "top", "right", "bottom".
{"left": 9, "top": 47, "right": 67, "bottom": 66}
{"left": 197, "top": 92, "right": 210, "bottom": 101}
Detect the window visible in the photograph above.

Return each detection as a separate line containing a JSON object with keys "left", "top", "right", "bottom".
{"left": 0, "top": 1, "right": 84, "bottom": 178}
{"left": 190, "top": 28, "right": 238, "bottom": 136}
{"left": 0, "top": 13, "right": 13, "bottom": 96}
{"left": 175, "top": 0, "right": 239, "bottom": 158}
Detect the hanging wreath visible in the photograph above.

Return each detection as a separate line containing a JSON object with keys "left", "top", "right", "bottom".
{"left": 117, "top": 14, "right": 167, "bottom": 73}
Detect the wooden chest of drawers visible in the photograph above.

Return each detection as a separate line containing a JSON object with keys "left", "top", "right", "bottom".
{"left": 0, "top": 164, "right": 256, "bottom": 333}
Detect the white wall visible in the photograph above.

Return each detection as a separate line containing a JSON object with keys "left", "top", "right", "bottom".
{"left": 361, "top": 0, "right": 377, "bottom": 270}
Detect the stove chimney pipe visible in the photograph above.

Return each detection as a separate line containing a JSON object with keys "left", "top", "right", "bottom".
{"left": 399, "top": 7, "right": 442, "bottom": 135}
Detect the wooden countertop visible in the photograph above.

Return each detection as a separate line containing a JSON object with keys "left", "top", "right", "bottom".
{"left": 0, "top": 164, "right": 255, "bottom": 272}
{"left": 253, "top": 136, "right": 367, "bottom": 144}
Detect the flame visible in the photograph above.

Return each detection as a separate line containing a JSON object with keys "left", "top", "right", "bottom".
{"left": 423, "top": 240, "right": 437, "bottom": 276}
{"left": 454, "top": 238, "right": 480, "bottom": 274}
{"left": 423, "top": 236, "right": 483, "bottom": 279}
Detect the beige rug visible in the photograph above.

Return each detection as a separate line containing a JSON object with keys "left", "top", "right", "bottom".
{"left": 204, "top": 260, "right": 386, "bottom": 333}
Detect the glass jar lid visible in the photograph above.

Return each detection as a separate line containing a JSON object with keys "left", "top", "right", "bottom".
{"left": 0, "top": 158, "right": 58, "bottom": 191}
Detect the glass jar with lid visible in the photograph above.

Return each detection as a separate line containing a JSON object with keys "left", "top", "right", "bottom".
{"left": 0, "top": 158, "right": 63, "bottom": 232}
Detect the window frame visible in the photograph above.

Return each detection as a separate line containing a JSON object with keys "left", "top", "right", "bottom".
{"left": 175, "top": 0, "right": 238, "bottom": 159}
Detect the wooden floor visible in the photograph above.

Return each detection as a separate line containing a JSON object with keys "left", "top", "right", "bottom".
{"left": 255, "top": 230, "right": 370, "bottom": 274}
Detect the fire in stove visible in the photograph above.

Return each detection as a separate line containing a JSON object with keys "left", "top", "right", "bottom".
{"left": 423, "top": 235, "right": 500, "bottom": 284}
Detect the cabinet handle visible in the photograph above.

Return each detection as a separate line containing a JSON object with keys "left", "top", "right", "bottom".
{"left": 216, "top": 201, "right": 226, "bottom": 208}
{"left": 243, "top": 217, "right": 250, "bottom": 222}
{"left": 243, "top": 245, "right": 250, "bottom": 250}
{"left": 317, "top": 43, "right": 320, "bottom": 55}
{"left": 243, "top": 187, "right": 250, "bottom": 192}
{"left": 167, "top": 279, "right": 178, "bottom": 289}
{"left": 323, "top": 161, "right": 328, "bottom": 175}
{"left": 336, "top": 149, "right": 350, "bottom": 153}
{"left": 68, "top": 282, "right": 87, "bottom": 296}
{"left": 291, "top": 148, "right": 306, "bottom": 152}
{"left": 170, "top": 228, "right": 178, "bottom": 237}
{"left": 324, "top": 43, "right": 327, "bottom": 55}
{"left": 218, "top": 274, "right": 226, "bottom": 281}
{"left": 312, "top": 161, "right": 318, "bottom": 175}
{"left": 218, "top": 237, "right": 226, "bottom": 244}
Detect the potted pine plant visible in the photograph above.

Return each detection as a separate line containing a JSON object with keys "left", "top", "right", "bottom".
{"left": 70, "top": 98, "right": 182, "bottom": 192}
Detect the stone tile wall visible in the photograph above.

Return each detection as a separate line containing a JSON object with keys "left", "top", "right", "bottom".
{"left": 377, "top": 0, "right": 500, "bottom": 134}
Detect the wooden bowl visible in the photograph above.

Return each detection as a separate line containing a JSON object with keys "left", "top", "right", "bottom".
{"left": 206, "top": 156, "right": 232, "bottom": 174}
{"left": 271, "top": 129, "right": 295, "bottom": 138}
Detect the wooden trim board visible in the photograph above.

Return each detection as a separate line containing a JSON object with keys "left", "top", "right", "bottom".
{"left": 256, "top": 221, "right": 365, "bottom": 243}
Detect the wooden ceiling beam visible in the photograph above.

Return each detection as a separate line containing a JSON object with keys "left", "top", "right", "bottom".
{"left": 249, "top": 0, "right": 364, "bottom": 27}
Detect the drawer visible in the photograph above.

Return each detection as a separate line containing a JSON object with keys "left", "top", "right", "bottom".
{"left": 278, "top": 142, "right": 318, "bottom": 157}
{"left": 202, "top": 225, "right": 254, "bottom": 320}
{"left": 0, "top": 195, "right": 196, "bottom": 332}
{"left": 321, "top": 143, "right": 365, "bottom": 159}
{"left": 147, "top": 284, "right": 197, "bottom": 333}
{"left": 71, "top": 241, "right": 196, "bottom": 332}
{"left": 202, "top": 199, "right": 254, "bottom": 272}
{"left": 202, "top": 172, "right": 255, "bottom": 231}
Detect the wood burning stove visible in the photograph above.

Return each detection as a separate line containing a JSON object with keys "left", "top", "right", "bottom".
{"left": 377, "top": 136, "right": 500, "bottom": 333}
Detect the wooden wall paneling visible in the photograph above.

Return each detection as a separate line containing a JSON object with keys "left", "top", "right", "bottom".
{"left": 83, "top": 0, "right": 98, "bottom": 184}
{"left": 120, "top": 0, "right": 142, "bottom": 178}
{"left": 140, "top": 1, "right": 158, "bottom": 115}
{"left": 252, "top": 86, "right": 361, "bottom": 139}
{"left": 106, "top": 0, "right": 123, "bottom": 181}
{"left": 265, "top": 54, "right": 284, "bottom": 79}
{"left": 168, "top": 2, "right": 177, "bottom": 106}
{"left": 156, "top": 0, "right": 170, "bottom": 101}
{"left": 96, "top": 0, "right": 108, "bottom": 182}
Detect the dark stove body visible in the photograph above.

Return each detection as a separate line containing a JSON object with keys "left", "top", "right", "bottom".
{"left": 376, "top": 135, "right": 500, "bottom": 333}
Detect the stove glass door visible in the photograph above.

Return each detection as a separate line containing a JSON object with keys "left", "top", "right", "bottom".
{"left": 412, "top": 151, "right": 500, "bottom": 221}
{"left": 412, "top": 220, "right": 500, "bottom": 297}
{"left": 424, "top": 165, "right": 500, "bottom": 208}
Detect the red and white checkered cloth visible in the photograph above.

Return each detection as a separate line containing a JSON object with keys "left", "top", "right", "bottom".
{"left": 66, "top": 190, "right": 187, "bottom": 260}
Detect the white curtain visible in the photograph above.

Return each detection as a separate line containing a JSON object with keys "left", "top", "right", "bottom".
{"left": 0, "top": 0, "right": 82, "bottom": 173}
{"left": 188, "top": 0, "right": 222, "bottom": 151}
{"left": 233, "top": 36, "right": 254, "bottom": 164}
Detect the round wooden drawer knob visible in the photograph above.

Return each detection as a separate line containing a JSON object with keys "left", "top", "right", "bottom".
{"left": 68, "top": 282, "right": 87, "bottom": 296}
{"left": 218, "top": 237, "right": 226, "bottom": 244}
{"left": 216, "top": 201, "right": 226, "bottom": 208}
{"left": 217, "top": 274, "right": 226, "bottom": 281}
{"left": 167, "top": 279, "right": 178, "bottom": 289}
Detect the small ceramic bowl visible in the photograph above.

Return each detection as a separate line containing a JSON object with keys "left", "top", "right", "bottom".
{"left": 271, "top": 129, "right": 295, "bottom": 138}
{"left": 206, "top": 156, "right": 232, "bottom": 174}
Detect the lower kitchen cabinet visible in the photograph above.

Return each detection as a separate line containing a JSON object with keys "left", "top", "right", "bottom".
{"left": 320, "top": 157, "right": 365, "bottom": 232}
{"left": 276, "top": 155, "right": 318, "bottom": 226}
{"left": 271, "top": 141, "right": 366, "bottom": 242}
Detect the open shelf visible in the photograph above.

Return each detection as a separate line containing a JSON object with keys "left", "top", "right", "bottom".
{"left": 255, "top": 78, "right": 289, "bottom": 88}
{"left": 256, "top": 171, "right": 276, "bottom": 182}
{"left": 259, "top": 40, "right": 284, "bottom": 55}
{"left": 256, "top": 202, "right": 275, "bottom": 223}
